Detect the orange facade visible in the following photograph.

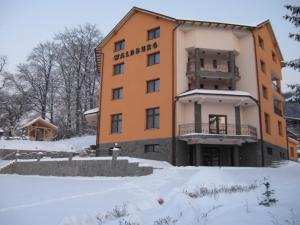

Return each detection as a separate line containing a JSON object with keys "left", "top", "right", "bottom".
{"left": 96, "top": 11, "right": 176, "bottom": 144}
{"left": 253, "top": 23, "right": 287, "bottom": 150}
{"left": 288, "top": 138, "right": 298, "bottom": 161}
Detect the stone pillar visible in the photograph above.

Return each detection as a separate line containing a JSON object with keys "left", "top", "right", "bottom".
{"left": 195, "top": 145, "right": 202, "bottom": 166}
{"left": 228, "top": 51, "right": 236, "bottom": 90}
{"left": 233, "top": 146, "right": 239, "bottom": 166}
{"left": 195, "top": 48, "right": 201, "bottom": 88}
{"left": 194, "top": 103, "right": 202, "bottom": 133}
{"left": 235, "top": 106, "right": 241, "bottom": 135}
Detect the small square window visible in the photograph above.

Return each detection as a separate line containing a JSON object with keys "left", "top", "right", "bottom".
{"left": 113, "top": 63, "right": 124, "bottom": 75}
{"left": 144, "top": 144, "right": 160, "bottom": 153}
{"left": 147, "top": 79, "right": 160, "bottom": 93}
{"left": 112, "top": 87, "right": 123, "bottom": 100}
{"left": 258, "top": 36, "right": 264, "bottom": 49}
{"left": 267, "top": 147, "right": 272, "bottom": 155}
{"left": 114, "top": 40, "right": 125, "bottom": 51}
{"left": 262, "top": 85, "right": 268, "bottom": 99}
{"left": 260, "top": 60, "right": 266, "bottom": 73}
{"left": 148, "top": 27, "right": 160, "bottom": 40}
{"left": 147, "top": 52, "right": 160, "bottom": 66}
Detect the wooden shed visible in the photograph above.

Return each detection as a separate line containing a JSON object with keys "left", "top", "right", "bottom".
{"left": 22, "top": 117, "right": 57, "bottom": 141}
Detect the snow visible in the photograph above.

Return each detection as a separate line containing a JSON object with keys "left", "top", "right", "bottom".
{"left": 0, "top": 135, "right": 96, "bottom": 152}
{"left": 84, "top": 107, "right": 99, "bottom": 115}
{"left": 21, "top": 116, "right": 58, "bottom": 129}
{"left": 0, "top": 160, "right": 300, "bottom": 225}
{"left": 177, "top": 89, "right": 256, "bottom": 99}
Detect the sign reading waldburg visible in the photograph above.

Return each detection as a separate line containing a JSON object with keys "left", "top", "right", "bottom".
{"left": 113, "top": 42, "right": 158, "bottom": 60}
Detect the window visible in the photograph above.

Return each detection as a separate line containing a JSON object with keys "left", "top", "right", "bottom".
{"left": 262, "top": 85, "right": 268, "bottom": 99}
{"left": 264, "top": 113, "right": 271, "bottom": 134}
{"left": 260, "top": 60, "right": 266, "bottom": 73}
{"left": 272, "top": 51, "right": 277, "bottom": 63}
{"left": 144, "top": 144, "right": 160, "bottom": 153}
{"left": 112, "top": 87, "right": 123, "bottom": 100}
{"left": 200, "top": 58, "right": 204, "bottom": 67}
{"left": 278, "top": 121, "right": 283, "bottom": 136}
{"left": 200, "top": 84, "right": 204, "bottom": 89}
{"left": 114, "top": 40, "right": 125, "bottom": 51}
{"left": 258, "top": 36, "right": 264, "bottom": 49}
{"left": 213, "top": 59, "right": 218, "bottom": 69}
{"left": 111, "top": 113, "right": 122, "bottom": 133}
{"left": 148, "top": 27, "right": 160, "bottom": 40}
{"left": 291, "top": 147, "right": 295, "bottom": 158}
{"left": 147, "top": 79, "right": 160, "bottom": 93}
{"left": 267, "top": 147, "right": 272, "bottom": 155}
{"left": 209, "top": 115, "right": 227, "bottom": 134}
{"left": 214, "top": 85, "right": 219, "bottom": 89}
{"left": 146, "top": 107, "right": 160, "bottom": 129}
{"left": 280, "top": 152, "right": 285, "bottom": 159}
{"left": 147, "top": 52, "right": 160, "bottom": 66}
{"left": 113, "top": 63, "right": 124, "bottom": 75}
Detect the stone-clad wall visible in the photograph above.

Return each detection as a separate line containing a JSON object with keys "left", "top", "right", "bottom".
{"left": 0, "top": 159, "right": 153, "bottom": 177}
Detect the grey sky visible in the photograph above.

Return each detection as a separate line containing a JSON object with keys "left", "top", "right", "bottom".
{"left": 0, "top": 0, "right": 299, "bottom": 92}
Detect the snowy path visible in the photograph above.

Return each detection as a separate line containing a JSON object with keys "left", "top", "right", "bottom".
{"left": 0, "top": 162, "right": 300, "bottom": 225}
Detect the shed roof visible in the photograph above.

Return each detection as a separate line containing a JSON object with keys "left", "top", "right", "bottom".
{"left": 22, "top": 117, "right": 58, "bottom": 130}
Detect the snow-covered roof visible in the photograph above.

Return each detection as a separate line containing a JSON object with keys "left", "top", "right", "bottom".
{"left": 21, "top": 116, "right": 58, "bottom": 130}
{"left": 177, "top": 89, "right": 256, "bottom": 100}
{"left": 288, "top": 137, "right": 299, "bottom": 144}
{"left": 84, "top": 107, "right": 99, "bottom": 115}
{"left": 0, "top": 128, "right": 4, "bottom": 132}
{"left": 286, "top": 116, "right": 300, "bottom": 121}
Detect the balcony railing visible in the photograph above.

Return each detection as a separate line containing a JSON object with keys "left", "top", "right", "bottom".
{"left": 272, "top": 83, "right": 281, "bottom": 94}
{"left": 179, "top": 123, "right": 257, "bottom": 139}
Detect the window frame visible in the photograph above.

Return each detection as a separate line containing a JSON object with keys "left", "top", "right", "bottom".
{"left": 278, "top": 121, "right": 283, "bottom": 136}
{"left": 147, "top": 52, "right": 160, "bottom": 66}
{"left": 264, "top": 112, "right": 271, "bottom": 134}
{"left": 113, "top": 62, "right": 124, "bottom": 75}
{"left": 112, "top": 87, "right": 123, "bottom": 100}
{"left": 144, "top": 144, "right": 160, "bottom": 153}
{"left": 111, "top": 113, "right": 122, "bottom": 134}
{"left": 262, "top": 85, "right": 268, "bottom": 99}
{"left": 147, "top": 27, "right": 160, "bottom": 40}
{"left": 147, "top": 79, "right": 160, "bottom": 93}
{"left": 272, "top": 51, "right": 277, "bottom": 63}
{"left": 114, "top": 39, "right": 125, "bottom": 52}
{"left": 260, "top": 60, "right": 266, "bottom": 73}
{"left": 146, "top": 107, "right": 160, "bottom": 129}
{"left": 258, "top": 36, "right": 264, "bottom": 49}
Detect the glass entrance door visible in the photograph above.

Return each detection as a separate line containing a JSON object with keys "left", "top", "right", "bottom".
{"left": 209, "top": 115, "right": 227, "bottom": 134}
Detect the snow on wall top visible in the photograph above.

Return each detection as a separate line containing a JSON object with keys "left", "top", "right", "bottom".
{"left": 84, "top": 107, "right": 99, "bottom": 115}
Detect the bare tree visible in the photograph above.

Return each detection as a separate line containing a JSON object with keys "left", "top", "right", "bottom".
{"left": 13, "top": 42, "right": 57, "bottom": 119}
{"left": 55, "top": 23, "right": 101, "bottom": 135}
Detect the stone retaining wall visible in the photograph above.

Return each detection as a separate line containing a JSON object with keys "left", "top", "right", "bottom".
{"left": 0, "top": 159, "right": 153, "bottom": 177}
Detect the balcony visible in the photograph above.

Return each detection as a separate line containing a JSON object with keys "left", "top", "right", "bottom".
{"left": 178, "top": 123, "right": 257, "bottom": 145}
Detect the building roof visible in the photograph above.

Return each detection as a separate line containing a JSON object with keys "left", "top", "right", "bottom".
{"left": 84, "top": 107, "right": 99, "bottom": 116}
{"left": 21, "top": 117, "right": 58, "bottom": 130}
{"left": 96, "top": 7, "right": 282, "bottom": 60}
{"left": 288, "top": 137, "right": 299, "bottom": 144}
{"left": 286, "top": 116, "right": 300, "bottom": 121}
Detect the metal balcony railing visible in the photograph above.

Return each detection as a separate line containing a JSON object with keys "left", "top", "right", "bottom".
{"left": 178, "top": 123, "right": 257, "bottom": 139}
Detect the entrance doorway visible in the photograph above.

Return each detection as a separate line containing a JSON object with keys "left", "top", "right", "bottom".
{"left": 202, "top": 146, "right": 234, "bottom": 166}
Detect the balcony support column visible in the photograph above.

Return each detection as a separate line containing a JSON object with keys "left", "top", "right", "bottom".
{"left": 195, "top": 48, "right": 201, "bottom": 88}
{"left": 228, "top": 51, "right": 236, "bottom": 89}
{"left": 195, "top": 144, "right": 203, "bottom": 166}
{"left": 233, "top": 146, "right": 240, "bottom": 166}
{"left": 235, "top": 106, "right": 241, "bottom": 135}
{"left": 194, "top": 102, "right": 202, "bottom": 133}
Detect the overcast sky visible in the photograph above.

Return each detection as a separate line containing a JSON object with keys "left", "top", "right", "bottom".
{"left": 0, "top": 0, "right": 299, "bottom": 92}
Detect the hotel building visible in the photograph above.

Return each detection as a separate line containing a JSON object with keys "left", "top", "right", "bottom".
{"left": 95, "top": 7, "right": 288, "bottom": 166}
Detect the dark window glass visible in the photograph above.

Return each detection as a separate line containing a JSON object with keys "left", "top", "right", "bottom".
{"left": 278, "top": 121, "right": 283, "bottom": 136}
{"left": 111, "top": 113, "right": 122, "bottom": 133}
{"left": 147, "top": 52, "right": 160, "bottom": 66}
{"left": 258, "top": 36, "right": 264, "bottom": 49}
{"left": 200, "top": 58, "right": 204, "bottom": 67}
{"left": 146, "top": 107, "right": 160, "bottom": 129}
{"left": 147, "top": 79, "right": 160, "bottom": 93}
{"left": 264, "top": 113, "right": 271, "bottom": 134}
{"left": 267, "top": 147, "right": 272, "bottom": 155}
{"left": 262, "top": 85, "right": 268, "bottom": 99}
{"left": 260, "top": 60, "right": 266, "bottom": 73}
{"left": 114, "top": 40, "right": 125, "bottom": 51}
{"left": 209, "top": 115, "right": 227, "bottom": 134}
{"left": 113, "top": 63, "right": 124, "bottom": 75}
{"left": 214, "top": 85, "right": 219, "bottom": 89}
{"left": 148, "top": 27, "right": 160, "bottom": 40}
{"left": 213, "top": 59, "right": 218, "bottom": 69}
{"left": 112, "top": 87, "right": 123, "bottom": 100}
{"left": 200, "top": 84, "right": 204, "bottom": 89}
{"left": 144, "top": 144, "right": 160, "bottom": 153}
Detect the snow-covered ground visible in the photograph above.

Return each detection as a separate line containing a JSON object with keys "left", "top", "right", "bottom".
{"left": 0, "top": 159, "right": 300, "bottom": 225}
{"left": 0, "top": 135, "right": 96, "bottom": 152}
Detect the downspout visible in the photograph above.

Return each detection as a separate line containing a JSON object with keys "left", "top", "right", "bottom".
{"left": 171, "top": 22, "right": 181, "bottom": 165}
{"left": 94, "top": 48, "right": 104, "bottom": 155}
{"left": 252, "top": 31, "right": 265, "bottom": 167}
